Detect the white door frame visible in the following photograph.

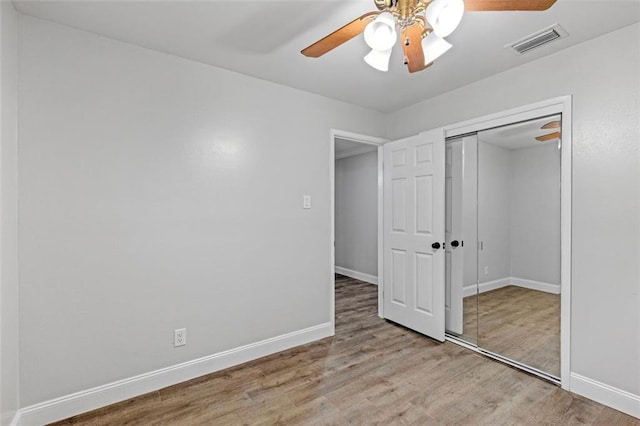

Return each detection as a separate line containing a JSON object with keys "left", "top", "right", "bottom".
{"left": 330, "top": 129, "right": 388, "bottom": 335}
{"left": 442, "top": 95, "right": 572, "bottom": 390}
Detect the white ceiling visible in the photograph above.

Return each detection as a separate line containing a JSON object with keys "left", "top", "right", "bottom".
{"left": 479, "top": 114, "right": 561, "bottom": 150}
{"left": 335, "top": 137, "right": 377, "bottom": 159}
{"left": 12, "top": 0, "right": 640, "bottom": 112}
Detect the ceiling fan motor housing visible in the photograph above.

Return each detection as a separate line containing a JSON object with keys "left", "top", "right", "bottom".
{"left": 375, "top": 0, "right": 398, "bottom": 10}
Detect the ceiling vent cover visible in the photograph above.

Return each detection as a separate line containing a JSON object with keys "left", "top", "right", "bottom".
{"left": 507, "top": 24, "right": 568, "bottom": 55}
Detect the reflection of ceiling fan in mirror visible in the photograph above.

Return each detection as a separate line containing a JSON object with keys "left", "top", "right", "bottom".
{"left": 536, "top": 120, "right": 561, "bottom": 142}
{"left": 302, "top": 0, "right": 557, "bottom": 73}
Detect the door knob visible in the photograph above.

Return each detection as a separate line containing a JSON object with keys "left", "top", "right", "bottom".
{"left": 431, "top": 242, "right": 441, "bottom": 250}
{"left": 451, "top": 240, "right": 459, "bottom": 248}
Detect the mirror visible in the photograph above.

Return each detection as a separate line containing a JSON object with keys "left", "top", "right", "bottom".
{"left": 445, "top": 135, "right": 478, "bottom": 345}
{"left": 445, "top": 115, "right": 562, "bottom": 379}
{"left": 476, "top": 115, "right": 561, "bottom": 378}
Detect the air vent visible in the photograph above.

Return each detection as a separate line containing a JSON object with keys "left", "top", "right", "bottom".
{"left": 506, "top": 24, "right": 568, "bottom": 55}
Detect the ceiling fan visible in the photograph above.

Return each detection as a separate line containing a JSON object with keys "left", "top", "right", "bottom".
{"left": 301, "top": 0, "right": 558, "bottom": 73}
{"left": 536, "top": 120, "right": 561, "bottom": 142}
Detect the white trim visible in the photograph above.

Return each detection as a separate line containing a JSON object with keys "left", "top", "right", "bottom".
{"left": 9, "top": 412, "right": 21, "bottom": 426}
{"left": 559, "top": 96, "right": 572, "bottom": 391}
{"left": 443, "top": 96, "right": 570, "bottom": 139}
{"left": 331, "top": 130, "right": 387, "bottom": 146}
{"left": 463, "top": 277, "right": 560, "bottom": 298}
{"left": 335, "top": 144, "right": 377, "bottom": 160}
{"left": 462, "top": 277, "right": 510, "bottom": 297}
{"left": 15, "top": 323, "right": 332, "bottom": 426}
{"left": 335, "top": 266, "right": 378, "bottom": 286}
{"left": 329, "top": 129, "right": 388, "bottom": 327}
{"left": 511, "top": 277, "right": 560, "bottom": 294}
{"left": 329, "top": 131, "right": 336, "bottom": 336}
{"left": 570, "top": 373, "right": 640, "bottom": 419}
{"left": 377, "top": 145, "right": 384, "bottom": 318}
{"left": 443, "top": 95, "right": 572, "bottom": 390}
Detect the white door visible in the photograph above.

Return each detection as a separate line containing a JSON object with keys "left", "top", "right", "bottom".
{"left": 445, "top": 139, "right": 464, "bottom": 334}
{"left": 383, "top": 129, "right": 446, "bottom": 341}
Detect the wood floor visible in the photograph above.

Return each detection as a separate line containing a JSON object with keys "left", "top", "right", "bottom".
{"left": 458, "top": 285, "right": 560, "bottom": 377}
{"left": 52, "top": 275, "right": 637, "bottom": 425}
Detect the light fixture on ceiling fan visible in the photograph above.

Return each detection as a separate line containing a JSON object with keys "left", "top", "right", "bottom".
{"left": 302, "top": 0, "right": 558, "bottom": 73}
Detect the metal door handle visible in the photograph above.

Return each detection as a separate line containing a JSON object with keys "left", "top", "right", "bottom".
{"left": 431, "top": 242, "right": 441, "bottom": 250}
{"left": 451, "top": 240, "right": 459, "bottom": 248}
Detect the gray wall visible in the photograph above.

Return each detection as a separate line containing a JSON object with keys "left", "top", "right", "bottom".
{"left": 335, "top": 151, "right": 378, "bottom": 277}
{"left": 17, "top": 16, "right": 386, "bottom": 406}
{"left": 0, "top": 2, "right": 19, "bottom": 424}
{"left": 387, "top": 23, "right": 640, "bottom": 396}
{"left": 510, "top": 143, "right": 561, "bottom": 285}
{"left": 478, "top": 141, "right": 511, "bottom": 283}
{"left": 6, "top": 8, "right": 640, "bottom": 415}
{"left": 476, "top": 141, "right": 561, "bottom": 286}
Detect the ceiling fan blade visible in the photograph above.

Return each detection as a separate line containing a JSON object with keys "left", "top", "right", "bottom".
{"left": 401, "top": 22, "right": 431, "bottom": 73}
{"left": 301, "top": 11, "right": 380, "bottom": 58}
{"left": 465, "top": 0, "right": 557, "bottom": 11}
{"left": 535, "top": 131, "right": 561, "bottom": 142}
{"left": 541, "top": 120, "right": 561, "bottom": 129}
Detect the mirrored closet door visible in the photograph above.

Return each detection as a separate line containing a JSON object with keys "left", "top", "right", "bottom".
{"left": 445, "top": 115, "right": 562, "bottom": 380}
{"left": 445, "top": 135, "right": 478, "bottom": 346}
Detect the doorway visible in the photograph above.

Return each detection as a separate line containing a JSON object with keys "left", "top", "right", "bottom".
{"left": 330, "top": 130, "right": 386, "bottom": 331}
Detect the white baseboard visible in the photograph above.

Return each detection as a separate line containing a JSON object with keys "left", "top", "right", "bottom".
{"left": 335, "top": 266, "right": 378, "bottom": 285}
{"left": 570, "top": 373, "right": 640, "bottom": 419}
{"left": 8, "top": 411, "right": 20, "bottom": 426}
{"left": 510, "top": 277, "right": 560, "bottom": 294}
{"left": 16, "top": 322, "right": 333, "bottom": 426}
{"left": 463, "top": 277, "right": 559, "bottom": 297}
{"left": 463, "top": 277, "right": 510, "bottom": 297}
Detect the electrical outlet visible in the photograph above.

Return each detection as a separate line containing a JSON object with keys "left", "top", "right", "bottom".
{"left": 484, "top": 266, "right": 489, "bottom": 276}
{"left": 174, "top": 328, "right": 186, "bottom": 347}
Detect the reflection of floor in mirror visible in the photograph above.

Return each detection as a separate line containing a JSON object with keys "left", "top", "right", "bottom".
{"left": 464, "top": 285, "right": 560, "bottom": 378}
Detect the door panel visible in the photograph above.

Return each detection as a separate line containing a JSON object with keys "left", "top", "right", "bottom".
{"left": 383, "top": 129, "right": 445, "bottom": 341}
{"left": 391, "top": 249, "right": 407, "bottom": 305}
{"left": 415, "top": 176, "right": 433, "bottom": 234}
{"left": 415, "top": 252, "right": 434, "bottom": 313}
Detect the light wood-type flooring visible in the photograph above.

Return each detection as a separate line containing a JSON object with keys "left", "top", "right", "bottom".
{"left": 53, "top": 275, "right": 637, "bottom": 425}
{"left": 457, "top": 285, "right": 560, "bottom": 377}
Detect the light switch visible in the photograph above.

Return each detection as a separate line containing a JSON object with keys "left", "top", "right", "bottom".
{"left": 303, "top": 195, "right": 312, "bottom": 209}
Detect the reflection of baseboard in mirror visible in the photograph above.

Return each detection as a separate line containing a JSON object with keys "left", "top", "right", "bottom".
{"left": 463, "top": 277, "right": 560, "bottom": 297}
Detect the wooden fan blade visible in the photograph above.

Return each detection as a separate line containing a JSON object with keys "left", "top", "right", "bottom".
{"left": 301, "top": 12, "right": 380, "bottom": 58}
{"left": 401, "top": 22, "right": 431, "bottom": 73}
{"left": 535, "top": 132, "right": 561, "bottom": 142}
{"left": 541, "top": 120, "right": 561, "bottom": 129}
{"left": 465, "top": 0, "right": 557, "bottom": 11}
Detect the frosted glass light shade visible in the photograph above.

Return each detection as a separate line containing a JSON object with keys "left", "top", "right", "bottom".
{"left": 426, "top": 0, "right": 464, "bottom": 38}
{"left": 364, "top": 12, "right": 397, "bottom": 51}
{"left": 364, "top": 48, "right": 393, "bottom": 72}
{"left": 421, "top": 32, "right": 453, "bottom": 65}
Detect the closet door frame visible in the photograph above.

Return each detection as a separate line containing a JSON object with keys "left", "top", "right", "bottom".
{"left": 442, "top": 96, "right": 572, "bottom": 390}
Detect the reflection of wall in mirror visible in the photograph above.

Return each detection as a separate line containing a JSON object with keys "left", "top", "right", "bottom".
{"left": 477, "top": 141, "right": 512, "bottom": 284}
{"left": 510, "top": 143, "right": 560, "bottom": 287}
{"left": 471, "top": 140, "right": 560, "bottom": 295}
